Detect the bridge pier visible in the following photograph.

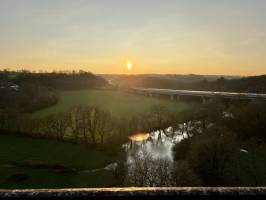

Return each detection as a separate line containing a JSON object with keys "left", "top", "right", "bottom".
{"left": 144, "top": 92, "right": 150, "bottom": 97}
{"left": 201, "top": 96, "right": 207, "bottom": 104}
{"left": 170, "top": 94, "right": 175, "bottom": 100}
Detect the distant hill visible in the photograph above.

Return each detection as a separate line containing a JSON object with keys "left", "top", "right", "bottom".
{"left": 209, "top": 75, "right": 266, "bottom": 93}
{"left": 101, "top": 74, "right": 240, "bottom": 83}
{"left": 0, "top": 71, "right": 109, "bottom": 90}
{"left": 0, "top": 70, "right": 109, "bottom": 112}
{"left": 102, "top": 74, "right": 266, "bottom": 93}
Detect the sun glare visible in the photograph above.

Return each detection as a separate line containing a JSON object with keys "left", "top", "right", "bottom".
{"left": 126, "top": 61, "right": 133, "bottom": 71}
{"left": 128, "top": 133, "right": 150, "bottom": 142}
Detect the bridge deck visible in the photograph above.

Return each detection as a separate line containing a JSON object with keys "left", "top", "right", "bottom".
{"left": 132, "top": 87, "right": 266, "bottom": 100}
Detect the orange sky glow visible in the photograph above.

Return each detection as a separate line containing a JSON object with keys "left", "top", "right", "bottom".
{"left": 0, "top": 0, "right": 265, "bottom": 76}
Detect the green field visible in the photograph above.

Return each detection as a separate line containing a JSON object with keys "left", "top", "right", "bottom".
{"left": 33, "top": 89, "right": 190, "bottom": 119}
{"left": 0, "top": 134, "right": 116, "bottom": 189}
{"left": 1, "top": 89, "right": 191, "bottom": 189}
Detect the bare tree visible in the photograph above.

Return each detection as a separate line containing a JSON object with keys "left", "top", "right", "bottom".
{"left": 70, "top": 105, "right": 85, "bottom": 143}
{"left": 86, "top": 106, "right": 100, "bottom": 145}
{"left": 39, "top": 116, "right": 56, "bottom": 138}
{"left": 97, "top": 109, "right": 113, "bottom": 145}
{"left": 70, "top": 105, "right": 113, "bottom": 145}
{"left": 150, "top": 105, "right": 170, "bottom": 145}
{"left": 125, "top": 149, "right": 174, "bottom": 186}
{"left": 49, "top": 112, "right": 71, "bottom": 140}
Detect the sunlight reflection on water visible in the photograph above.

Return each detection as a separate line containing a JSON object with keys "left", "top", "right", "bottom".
{"left": 121, "top": 126, "right": 190, "bottom": 186}
{"left": 128, "top": 133, "right": 150, "bottom": 142}
{"left": 124, "top": 126, "right": 189, "bottom": 162}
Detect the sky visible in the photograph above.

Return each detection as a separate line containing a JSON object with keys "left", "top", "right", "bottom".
{"left": 0, "top": 0, "right": 266, "bottom": 75}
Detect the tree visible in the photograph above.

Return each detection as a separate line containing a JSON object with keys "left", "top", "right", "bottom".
{"left": 172, "top": 160, "right": 202, "bottom": 186}
{"left": 70, "top": 105, "right": 84, "bottom": 143}
{"left": 151, "top": 104, "right": 168, "bottom": 130}
{"left": 188, "top": 127, "right": 235, "bottom": 186}
{"left": 149, "top": 105, "right": 172, "bottom": 144}
{"left": 48, "top": 112, "right": 71, "bottom": 140}
{"left": 113, "top": 151, "right": 128, "bottom": 186}
{"left": 125, "top": 149, "right": 174, "bottom": 186}
{"left": 97, "top": 109, "right": 113, "bottom": 145}
{"left": 173, "top": 138, "right": 191, "bottom": 161}
{"left": 70, "top": 105, "right": 113, "bottom": 145}
{"left": 228, "top": 100, "right": 266, "bottom": 142}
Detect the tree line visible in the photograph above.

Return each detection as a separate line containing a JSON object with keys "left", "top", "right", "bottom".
{"left": 0, "top": 70, "right": 108, "bottom": 90}
{"left": 0, "top": 70, "right": 109, "bottom": 113}
{"left": 171, "top": 98, "right": 266, "bottom": 186}
{"left": 0, "top": 104, "right": 176, "bottom": 152}
{"left": 0, "top": 83, "right": 59, "bottom": 112}
{"left": 114, "top": 98, "right": 266, "bottom": 187}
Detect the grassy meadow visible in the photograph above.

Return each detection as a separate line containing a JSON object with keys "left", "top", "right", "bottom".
{"left": 33, "top": 89, "right": 190, "bottom": 120}
{"left": 0, "top": 134, "right": 116, "bottom": 189}
{"left": 0, "top": 89, "right": 192, "bottom": 188}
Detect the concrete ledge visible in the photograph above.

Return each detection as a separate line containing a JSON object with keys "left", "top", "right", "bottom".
{"left": 0, "top": 187, "right": 266, "bottom": 198}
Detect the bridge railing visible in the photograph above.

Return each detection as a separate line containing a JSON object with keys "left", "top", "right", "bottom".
{"left": 0, "top": 187, "right": 265, "bottom": 198}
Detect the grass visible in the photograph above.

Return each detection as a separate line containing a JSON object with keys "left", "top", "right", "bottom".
{"left": 33, "top": 89, "right": 190, "bottom": 120}
{"left": 0, "top": 134, "right": 116, "bottom": 189}
{"left": 0, "top": 89, "right": 192, "bottom": 188}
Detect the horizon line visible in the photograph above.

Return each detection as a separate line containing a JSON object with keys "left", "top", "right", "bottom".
{"left": 1, "top": 68, "right": 266, "bottom": 77}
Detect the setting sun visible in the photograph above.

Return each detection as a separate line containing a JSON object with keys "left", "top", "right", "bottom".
{"left": 126, "top": 61, "right": 133, "bottom": 71}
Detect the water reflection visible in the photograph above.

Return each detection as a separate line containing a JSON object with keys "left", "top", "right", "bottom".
{"left": 124, "top": 126, "right": 189, "bottom": 160}
{"left": 122, "top": 127, "right": 189, "bottom": 186}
